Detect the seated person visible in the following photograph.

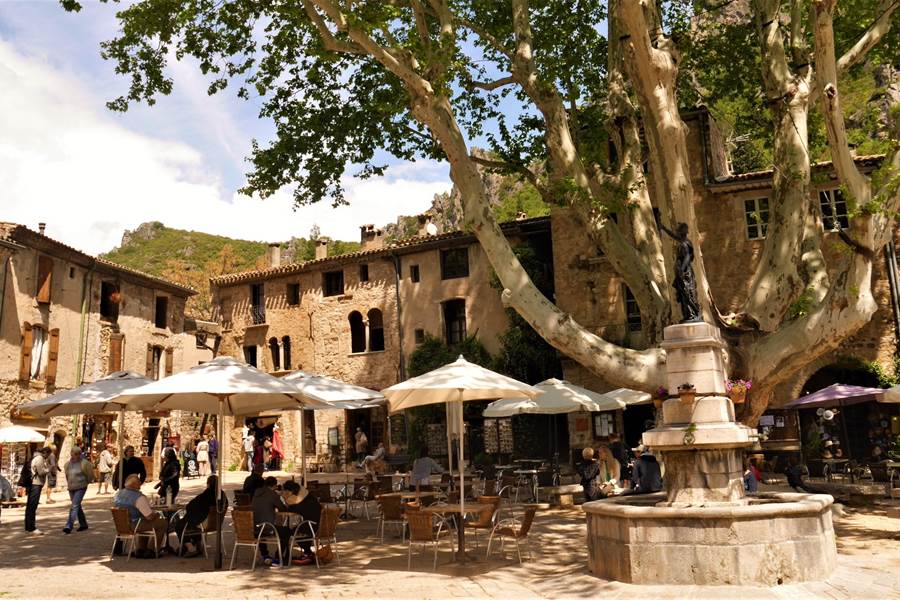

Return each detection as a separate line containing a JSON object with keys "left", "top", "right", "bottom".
{"left": 410, "top": 449, "right": 444, "bottom": 493}
{"left": 281, "top": 480, "right": 322, "bottom": 559}
{"left": 630, "top": 445, "right": 663, "bottom": 494}
{"left": 114, "top": 474, "right": 168, "bottom": 557}
{"left": 171, "top": 475, "right": 229, "bottom": 557}
{"left": 577, "top": 448, "right": 605, "bottom": 502}
{"left": 242, "top": 463, "right": 266, "bottom": 496}
{"left": 785, "top": 456, "right": 809, "bottom": 492}
{"left": 251, "top": 476, "right": 290, "bottom": 566}
{"left": 359, "top": 442, "right": 386, "bottom": 474}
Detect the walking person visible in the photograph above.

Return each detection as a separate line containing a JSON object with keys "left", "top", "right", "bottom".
{"left": 63, "top": 446, "right": 94, "bottom": 534}
{"left": 242, "top": 432, "right": 255, "bottom": 471}
{"left": 208, "top": 432, "right": 218, "bottom": 474}
{"left": 97, "top": 444, "right": 116, "bottom": 495}
{"left": 24, "top": 446, "right": 51, "bottom": 534}
{"left": 44, "top": 443, "right": 60, "bottom": 504}
{"left": 155, "top": 448, "right": 181, "bottom": 504}
{"left": 354, "top": 427, "right": 368, "bottom": 464}
{"left": 196, "top": 436, "right": 210, "bottom": 476}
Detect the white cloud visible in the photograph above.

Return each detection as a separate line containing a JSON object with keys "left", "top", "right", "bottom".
{"left": 0, "top": 39, "right": 450, "bottom": 255}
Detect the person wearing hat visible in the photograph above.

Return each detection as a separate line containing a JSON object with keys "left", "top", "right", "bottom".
{"left": 63, "top": 446, "right": 94, "bottom": 534}
{"left": 24, "top": 446, "right": 51, "bottom": 534}
{"left": 630, "top": 444, "right": 663, "bottom": 495}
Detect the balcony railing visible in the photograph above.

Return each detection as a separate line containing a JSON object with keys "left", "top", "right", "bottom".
{"left": 249, "top": 305, "right": 266, "bottom": 326}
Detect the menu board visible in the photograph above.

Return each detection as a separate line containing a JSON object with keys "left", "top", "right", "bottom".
{"left": 426, "top": 423, "right": 447, "bottom": 456}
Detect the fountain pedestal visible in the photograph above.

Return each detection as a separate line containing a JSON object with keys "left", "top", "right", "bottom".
{"left": 584, "top": 322, "right": 837, "bottom": 585}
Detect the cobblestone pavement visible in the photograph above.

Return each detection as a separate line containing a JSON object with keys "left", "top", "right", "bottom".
{"left": 0, "top": 473, "right": 898, "bottom": 599}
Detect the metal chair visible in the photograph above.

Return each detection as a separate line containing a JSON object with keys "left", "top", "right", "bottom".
{"left": 229, "top": 508, "right": 283, "bottom": 570}
{"left": 110, "top": 508, "right": 158, "bottom": 561}
{"left": 406, "top": 510, "right": 454, "bottom": 570}
{"left": 377, "top": 495, "right": 407, "bottom": 543}
{"left": 176, "top": 506, "right": 222, "bottom": 559}
{"left": 310, "top": 505, "right": 341, "bottom": 568}
{"left": 350, "top": 484, "right": 377, "bottom": 520}
{"left": 464, "top": 496, "right": 501, "bottom": 549}
{"left": 287, "top": 518, "right": 316, "bottom": 564}
{"left": 486, "top": 506, "right": 537, "bottom": 563}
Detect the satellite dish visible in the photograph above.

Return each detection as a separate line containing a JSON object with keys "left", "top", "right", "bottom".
{"left": 425, "top": 222, "right": 438, "bottom": 236}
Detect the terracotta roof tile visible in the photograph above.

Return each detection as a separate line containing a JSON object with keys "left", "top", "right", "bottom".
{"left": 712, "top": 154, "right": 884, "bottom": 186}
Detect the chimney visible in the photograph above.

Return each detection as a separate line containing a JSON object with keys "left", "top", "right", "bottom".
{"left": 417, "top": 214, "right": 437, "bottom": 236}
{"left": 359, "top": 224, "right": 384, "bottom": 251}
{"left": 266, "top": 243, "right": 281, "bottom": 268}
{"left": 315, "top": 237, "right": 329, "bottom": 260}
{"left": 38, "top": 223, "right": 46, "bottom": 235}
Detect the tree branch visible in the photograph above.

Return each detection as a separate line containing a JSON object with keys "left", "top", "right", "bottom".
{"left": 301, "top": 0, "right": 367, "bottom": 56}
{"left": 836, "top": 0, "right": 899, "bottom": 75}
{"left": 469, "top": 76, "right": 516, "bottom": 91}
{"left": 455, "top": 18, "right": 514, "bottom": 60}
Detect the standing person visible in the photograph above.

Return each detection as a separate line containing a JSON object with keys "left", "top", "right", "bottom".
{"left": 63, "top": 446, "right": 94, "bottom": 534}
{"left": 114, "top": 446, "right": 147, "bottom": 489}
{"left": 263, "top": 437, "right": 273, "bottom": 470}
{"left": 156, "top": 448, "right": 181, "bottom": 503}
{"left": 24, "top": 447, "right": 51, "bottom": 534}
{"left": 44, "top": 443, "right": 59, "bottom": 504}
{"left": 410, "top": 448, "right": 444, "bottom": 493}
{"left": 208, "top": 432, "right": 218, "bottom": 474}
{"left": 242, "top": 432, "right": 255, "bottom": 471}
{"left": 196, "top": 436, "right": 210, "bottom": 477}
{"left": 97, "top": 444, "right": 116, "bottom": 495}
{"left": 354, "top": 427, "right": 368, "bottom": 464}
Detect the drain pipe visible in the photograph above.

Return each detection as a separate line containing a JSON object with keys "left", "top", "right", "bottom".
{"left": 885, "top": 240, "right": 900, "bottom": 344}
{"left": 0, "top": 254, "right": 10, "bottom": 341}
{"left": 390, "top": 252, "right": 407, "bottom": 381}
{"left": 75, "top": 262, "right": 95, "bottom": 386}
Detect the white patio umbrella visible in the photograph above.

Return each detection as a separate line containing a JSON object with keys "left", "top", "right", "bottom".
{"left": 382, "top": 355, "right": 541, "bottom": 549}
{"left": 282, "top": 370, "right": 386, "bottom": 483}
{"left": 483, "top": 378, "right": 627, "bottom": 416}
{"left": 598, "top": 387, "right": 653, "bottom": 407}
{"left": 880, "top": 385, "right": 900, "bottom": 403}
{"left": 18, "top": 371, "right": 152, "bottom": 488}
{"left": 114, "top": 356, "right": 330, "bottom": 569}
{"left": 0, "top": 425, "right": 46, "bottom": 444}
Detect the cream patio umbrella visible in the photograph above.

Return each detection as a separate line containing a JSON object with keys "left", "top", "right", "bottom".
{"left": 0, "top": 425, "right": 46, "bottom": 480}
{"left": 19, "top": 371, "right": 153, "bottom": 488}
{"left": 483, "top": 378, "right": 627, "bottom": 416}
{"left": 382, "top": 355, "right": 540, "bottom": 561}
{"left": 282, "top": 370, "right": 386, "bottom": 484}
{"left": 114, "top": 356, "right": 330, "bottom": 569}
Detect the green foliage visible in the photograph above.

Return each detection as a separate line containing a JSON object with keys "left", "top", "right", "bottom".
{"left": 834, "top": 355, "right": 898, "bottom": 388}
{"left": 492, "top": 181, "right": 550, "bottom": 223}
{"left": 407, "top": 333, "right": 494, "bottom": 377}
{"left": 787, "top": 287, "right": 816, "bottom": 320}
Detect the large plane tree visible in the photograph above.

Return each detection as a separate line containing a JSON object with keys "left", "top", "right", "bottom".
{"left": 65, "top": 0, "right": 899, "bottom": 423}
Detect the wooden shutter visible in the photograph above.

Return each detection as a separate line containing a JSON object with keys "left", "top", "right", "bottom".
{"left": 19, "top": 323, "right": 33, "bottom": 382}
{"left": 145, "top": 344, "right": 153, "bottom": 378}
{"left": 45, "top": 328, "right": 60, "bottom": 386}
{"left": 165, "top": 347, "right": 174, "bottom": 377}
{"left": 109, "top": 335, "right": 124, "bottom": 374}
{"left": 36, "top": 256, "right": 53, "bottom": 304}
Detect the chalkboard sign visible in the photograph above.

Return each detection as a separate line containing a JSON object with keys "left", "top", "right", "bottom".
{"left": 426, "top": 424, "right": 447, "bottom": 456}
{"left": 184, "top": 458, "right": 199, "bottom": 479}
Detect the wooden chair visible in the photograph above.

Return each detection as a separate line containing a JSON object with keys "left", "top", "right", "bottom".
{"left": 377, "top": 495, "right": 406, "bottom": 543}
{"left": 229, "top": 508, "right": 283, "bottom": 570}
{"left": 482, "top": 479, "right": 498, "bottom": 497}
{"left": 310, "top": 505, "right": 341, "bottom": 568}
{"left": 177, "top": 506, "right": 223, "bottom": 559}
{"left": 486, "top": 506, "right": 537, "bottom": 563}
{"left": 464, "top": 496, "right": 501, "bottom": 549}
{"left": 406, "top": 510, "right": 453, "bottom": 570}
{"left": 233, "top": 492, "right": 251, "bottom": 508}
{"left": 110, "top": 507, "right": 158, "bottom": 561}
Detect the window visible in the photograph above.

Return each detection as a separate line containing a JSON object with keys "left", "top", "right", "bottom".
{"left": 624, "top": 287, "right": 642, "bottom": 332}
{"left": 819, "top": 189, "right": 849, "bottom": 231}
{"left": 268, "top": 337, "right": 281, "bottom": 371}
{"left": 414, "top": 329, "right": 425, "bottom": 345}
{"left": 250, "top": 283, "right": 265, "bottom": 324}
{"left": 154, "top": 296, "right": 168, "bottom": 329}
{"left": 743, "top": 197, "right": 770, "bottom": 240}
{"left": 282, "top": 336, "right": 292, "bottom": 370}
{"left": 323, "top": 270, "right": 345, "bottom": 297}
{"left": 30, "top": 325, "right": 47, "bottom": 379}
{"left": 19, "top": 323, "right": 58, "bottom": 384}
{"left": 349, "top": 311, "right": 366, "bottom": 353}
{"left": 286, "top": 283, "right": 301, "bottom": 306}
{"left": 243, "top": 345, "right": 257, "bottom": 368}
{"left": 443, "top": 299, "right": 467, "bottom": 344}
{"left": 368, "top": 309, "right": 385, "bottom": 351}
{"left": 359, "top": 264, "right": 369, "bottom": 283}
{"left": 36, "top": 256, "right": 53, "bottom": 304}
{"left": 68, "top": 267, "right": 76, "bottom": 278}
{"left": 100, "top": 281, "right": 120, "bottom": 322}
{"left": 440, "top": 248, "right": 469, "bottom": 280}
{"left": 410, "top": 264, "right": 420, "bottom": 283}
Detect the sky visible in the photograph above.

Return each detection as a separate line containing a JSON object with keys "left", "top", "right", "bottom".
{"left": 0, "top": 2, "right": 452, "bottom": 255}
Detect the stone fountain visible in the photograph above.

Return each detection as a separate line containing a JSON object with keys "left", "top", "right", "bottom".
{"left": 583, "top": 322, "right": 837, "bottom": 585}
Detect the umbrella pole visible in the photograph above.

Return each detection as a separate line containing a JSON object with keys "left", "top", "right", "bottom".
{"left": 458, "top": 392, "right": 464, "bottom": 516}
{"left": 117, "top": 409, "right": 124, "bottom": 490}
{"left": 299, "top": 408, "right": 307, "bottom": 486}
{"left": 446, "top": 403, "right": 454, "bottom": 482}
{"left": 215, "top": 398, "right": 224, "bottom": 570}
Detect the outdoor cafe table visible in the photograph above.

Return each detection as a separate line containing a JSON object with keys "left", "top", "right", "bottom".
{"left": 376, "top": 491, "right": 437, "bottom": 502}
{"left": 421, "top": 502, "right": 490, "bottom": 563}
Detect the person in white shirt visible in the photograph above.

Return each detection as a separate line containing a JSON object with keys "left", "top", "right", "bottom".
{"left": 97, "top": 445, "right": 117, "bottom": 495}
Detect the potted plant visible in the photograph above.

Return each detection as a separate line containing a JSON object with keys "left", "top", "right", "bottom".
{"left": 726, "top": 379, "right": 752, "bottom": 404}
{"left": 654, "top": 386, "right": 668, "bottom": 409}
{"left": 677, "top": 383, "right": 696, "bottom": 405}
{"left": 109, "top": 290, "right": 123, "bottom": 304}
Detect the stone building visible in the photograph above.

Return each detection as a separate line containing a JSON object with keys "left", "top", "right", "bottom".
{"left": 0, "top": 222, "right": 208, "bottom": 480}
{"left": 210, "top": 217, "right": 551, "bottom": 469}
{"left": 553, "top": 110, "right": 897, "bottom": 464}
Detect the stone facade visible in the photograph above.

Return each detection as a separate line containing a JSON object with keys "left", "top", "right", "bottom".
{"left": 211, "top": 219, "right": 551, "bottom": 468}
{"left": 0, "top": 223, "right": 208, "bottom": 482}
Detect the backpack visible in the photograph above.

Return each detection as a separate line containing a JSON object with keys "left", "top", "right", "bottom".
{"left": 17, "top": 462, "right": 33, "bottom": 489}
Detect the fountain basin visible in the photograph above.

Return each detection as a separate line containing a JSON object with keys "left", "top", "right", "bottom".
{"left": 584, "top": 492, "right": 837, "bottom": 585}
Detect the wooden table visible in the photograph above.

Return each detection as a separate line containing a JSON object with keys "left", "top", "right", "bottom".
{"left": 422, "top": 502, "right": 490, "bottom": 563}
{"left": 376, "top": 491, "right": 436, "bottom": 502}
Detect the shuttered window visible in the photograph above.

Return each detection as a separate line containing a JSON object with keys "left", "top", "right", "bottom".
{"left": 19, "top": 323, "right": 33, "bottom": 382}
{"left": 45, "top": 328, "right": 60, "bottom": 386}
{"left": 164, "top": 347, "right": 174, "bottom": 377}
{"left": 36, "top": 256, "right": 53, "bottom": 304}
{"left": 109, "top": 335, "right": 124, "bottom": 374}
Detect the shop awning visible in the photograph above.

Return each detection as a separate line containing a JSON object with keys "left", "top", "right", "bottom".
{"left": 784, "top": 383, "right": 885, "bottom": 409}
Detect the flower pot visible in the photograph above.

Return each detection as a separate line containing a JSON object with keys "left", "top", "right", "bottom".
{"left": 678, "top": 390, "right": 695, "bottom": 405}
{"left": 729, "top": 388, "right": 746, "bottom": 404}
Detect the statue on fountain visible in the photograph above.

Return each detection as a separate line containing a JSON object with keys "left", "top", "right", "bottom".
{"left": 657, "top": 219, "right": 701, "bottom": 323}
